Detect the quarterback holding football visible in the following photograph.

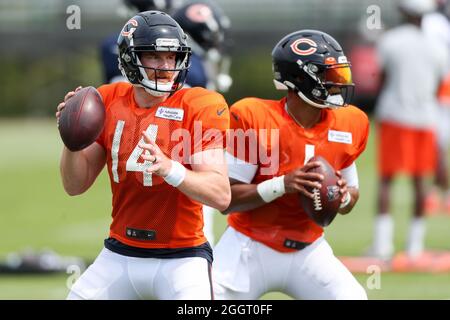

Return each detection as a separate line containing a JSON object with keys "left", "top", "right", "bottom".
{"left": 213, "top": 30, "right": 369, "bottom": 300}
{"left": 56, "top": 11, "right": 230, "bottom": 300}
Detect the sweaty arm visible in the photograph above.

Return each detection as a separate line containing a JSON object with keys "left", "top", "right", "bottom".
{"left": 178, "top": 148, "right": 231, "bottom": 212}
{"left": 60, "top": 143, "right": 106, "bottom": 196}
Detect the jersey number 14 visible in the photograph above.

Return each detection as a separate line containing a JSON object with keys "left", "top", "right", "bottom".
{"left": 111, "top": 120, "right": 159, "bottom": 186}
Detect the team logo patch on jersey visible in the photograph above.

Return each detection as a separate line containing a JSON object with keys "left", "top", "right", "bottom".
{"left": 328, "top": 130, "right": 352, "bottom": 144}
{"left": 155, "top": 107, "right": 184, "bottom": 121}
{"left": 290, "top": 38, "right": 318, "bottom": 56}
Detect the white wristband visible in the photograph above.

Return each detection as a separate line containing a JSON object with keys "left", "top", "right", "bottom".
{"left": 256, "top": 175, "right": 286, "bottom": 203}
{"left": 339, "top": 191, "right": 351, "bottom": 209}
{"left": 164, "top": 160, "right": 186, "bottom": 187}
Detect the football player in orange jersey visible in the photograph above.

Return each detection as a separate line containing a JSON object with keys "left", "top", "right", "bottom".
{"left": 56, "top": 11, "right": 230, "bottom": 299}
{"left": 213, "top": 30, "right": 369, "bottom": 299}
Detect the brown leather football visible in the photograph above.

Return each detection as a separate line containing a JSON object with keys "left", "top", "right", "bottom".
{"left": 58, "top": 86, "right": 105, "bottom": 152}
{"left": 299, "top": 156, "right": 342, "bottom": 227}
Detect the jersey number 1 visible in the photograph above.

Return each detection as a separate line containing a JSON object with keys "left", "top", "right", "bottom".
{"left": 304, "top": 144, "right": 315, "bottom": 164}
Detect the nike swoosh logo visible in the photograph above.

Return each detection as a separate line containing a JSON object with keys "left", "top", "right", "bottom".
{"left": 231, "top": 112, "right": 239, "bottom": 121}
{"left": 217, "top": 107, "right": 227, "bottom": 116}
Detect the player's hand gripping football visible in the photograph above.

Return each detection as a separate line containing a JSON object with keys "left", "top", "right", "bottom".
{"left": 139, "top": 131, "right": 172, "bottom": 177}
{"left": 284, "top": 161, "right": 324, "bottom": 199}
{"left": 55, "top": 86, "right": 83, "bottom": 127}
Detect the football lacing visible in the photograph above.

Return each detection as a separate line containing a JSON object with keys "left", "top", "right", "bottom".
{"left": 312, "top": 188, "right": 322, "bottom": 211}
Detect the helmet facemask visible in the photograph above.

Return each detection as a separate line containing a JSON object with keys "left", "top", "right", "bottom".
{"left": 299, "top": 61, "right": 354, "bottom": 109}
{"left": 272, "top": 30, "right": 355, "bottom": 109}
{"left": 136, "top": 50, "right": 190, "bottom": 97}
{"left": 276, "top": 60, "right": 354, "bottom": 109}
{"left": 203, "top": 47, "right": 232, "bottom": 92}
{"left": 119, "top": 39, "right": 191, "bottom": 97}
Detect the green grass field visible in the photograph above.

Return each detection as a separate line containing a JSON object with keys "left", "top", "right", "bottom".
{"left": 1, "top": 118, "right": 450, "bottom": 299}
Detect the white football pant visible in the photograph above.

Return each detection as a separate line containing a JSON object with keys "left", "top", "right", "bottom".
{"left": 213, "top": 227, "right": 367, "bottom": 300}
{"left": 203, "top": 205, "right": 216, "bottom": 247}
{"left": 67, "top": 248, "right": 213, "bottom": 300}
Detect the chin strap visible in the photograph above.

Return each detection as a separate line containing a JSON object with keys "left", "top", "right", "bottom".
{"left": 142, "top": 85, "right": 170, "bottom": 97}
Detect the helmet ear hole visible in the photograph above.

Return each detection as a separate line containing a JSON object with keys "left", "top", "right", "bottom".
{"left": 307, "top": 63, "right": 319, "bottom": 73}
{"left": 293, "top": 72, "right": 307, "bottom": 85}
{"left": 312, "top": 88, "right": 322, "bottom": 97}
{"left": 123, "top": 53, "right": 132, "bottom": 63}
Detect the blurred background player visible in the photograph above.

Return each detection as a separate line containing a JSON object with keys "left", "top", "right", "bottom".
{"left": 58, "top": 11, "right": 230, "bottom": 299}
{"left": 100, "top": 0, "right": 184, "bottom": 84}
{"left": 422, "top": 0, "right": 450, "bottom": 215}
{"left": 369, "top": 0, "right": 449, "bottom": 259}
{"left": 213, "top": 30, "right": 369, "bottom": 300}
{"left": 173, "top": 0, "right": 233, "bottom": 245}
{"left": 173, "top": 0, "right": 232, "bottom": 93}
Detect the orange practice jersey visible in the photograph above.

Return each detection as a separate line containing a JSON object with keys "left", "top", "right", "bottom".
{"left": 227, "top": 97, "right": 369, "bottom": 252}
{"left": 96, "top": 82, "right": 229, "bottom": 249}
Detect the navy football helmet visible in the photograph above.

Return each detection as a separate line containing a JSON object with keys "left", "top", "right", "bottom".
{"left": 173, "top": 1, "right": 232, "bottom": 92}
{"left": 123, "top": 0, "right": 184, "bottom": 13}
{"left": 117, "top": 11, "right": 191, "bottom": 96}
{"left": 272, "top": 30, "right": 354, "bottom": 109}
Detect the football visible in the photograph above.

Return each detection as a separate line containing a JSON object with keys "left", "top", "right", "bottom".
{"left": 299, "top": 156, "right": 342, "bottom": 227}
{"left": 58, "top": 86, "right": 105, "bottom": 152}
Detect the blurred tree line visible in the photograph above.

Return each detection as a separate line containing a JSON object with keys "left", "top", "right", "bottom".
{"left": 0, "top": 0, "right": 398, "bottom": 117}
{"left": 0, "top": 47, "right": 284, "bottom": 117}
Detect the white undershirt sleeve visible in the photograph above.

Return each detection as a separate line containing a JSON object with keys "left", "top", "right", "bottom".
{"left": 225, "top": 151, "right": 258, "bottom": 184}
{"left": 341, "top": 162, "right": 359, "bottom": 188}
